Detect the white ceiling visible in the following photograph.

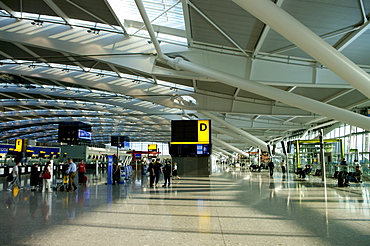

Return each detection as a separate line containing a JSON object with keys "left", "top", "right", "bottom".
{"left": 0, "top": 0, "right": 369, "bottom": 154}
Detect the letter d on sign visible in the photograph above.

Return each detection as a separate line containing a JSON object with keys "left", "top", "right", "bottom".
{"left": 200, "top": 123, "right": 207, "bottom": 131}
{"left": 198, "top": 120, "right": 210, "bottom": 144}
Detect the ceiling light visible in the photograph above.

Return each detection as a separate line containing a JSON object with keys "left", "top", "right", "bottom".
{"left": 87, "top": 28, "right": 100, "bottom": 35}
{"left": 31, "top": 20, "right": 43, "bottom": 27}
{"left": 25, "top": 85, "right": 36, "bottom": 89}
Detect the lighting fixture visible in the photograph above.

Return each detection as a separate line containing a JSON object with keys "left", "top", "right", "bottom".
{"left": 87, "top": 23, "right": 100, "bottom": 35}
{"left": 31, "top": 20, "right": 43, "bottom": 27}
{"left": 25, "top": 85, "right": 36, "bottom": 89}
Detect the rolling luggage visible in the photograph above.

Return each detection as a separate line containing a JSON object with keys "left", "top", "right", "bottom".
{"left": 82, "top": 175, "right": 88, "bottom": 184}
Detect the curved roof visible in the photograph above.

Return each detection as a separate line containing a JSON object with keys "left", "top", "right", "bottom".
{"left": 0, "top": 0, "right": 369, "bottom": 153}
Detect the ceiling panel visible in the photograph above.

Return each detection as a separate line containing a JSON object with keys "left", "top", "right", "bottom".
{"left": 1, "top": 0, "right": 56, "bottom": 16}
{"left": 53, "top": 0, "right": 119, "bottom": 26}
{"left": 0, "top": 41, "right": 34, "bottom": 59}
{"left": 292, "top": 87, "right": 345, "bottom": 102}
{"left": 190, "top": 0, "right": 263, "bottom": 50}
{"left": 329, "top": 90, "right": 369, "bottom": 108}
{"left": 341, "top": 31, "right": 370, "bottom": 66}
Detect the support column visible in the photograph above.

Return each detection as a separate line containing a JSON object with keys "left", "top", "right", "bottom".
{"left": 213, "top": 138, "right": 249, "bottom": 157}
{"left": 213, "top": 146, "right": 235, "bottom": 157}
{"left": 213, "top": 126, "right": 259, "bottom": 147}
{"left": 170, "top": 58, "right": 370, "bottom": 132}
{"left": 201, "top": 111, "right": 268, "bottom": 150}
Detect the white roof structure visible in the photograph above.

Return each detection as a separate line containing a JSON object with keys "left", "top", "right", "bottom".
{"left": 0, "top": 0, "right": 369, "bottom": 153}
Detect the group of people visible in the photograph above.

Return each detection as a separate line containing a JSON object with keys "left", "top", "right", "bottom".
{"left": 338, "top": 158, "right": 362, "bottom": 185}
{"left": 147, "top": 159, "right": 180, "bottom": 187}
{"left": 7, "top": 158, "right": 86, "bottom": 192}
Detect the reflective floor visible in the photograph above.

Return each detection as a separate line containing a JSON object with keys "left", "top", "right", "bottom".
{"left": 0, "top": 166, "right": 369, "bottom": 246}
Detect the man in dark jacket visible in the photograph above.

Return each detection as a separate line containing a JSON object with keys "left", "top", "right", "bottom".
{"left": 148, "top": 159, "right": 156, "bottom": 187}
{"left": 153, "top": 159, "right": 162, "bottom": 187}
{"left": 268, "top": 161, "right": 274, "bottom": 177}
{"left": 162, "top": 162, "right": 172, "bottom": 187}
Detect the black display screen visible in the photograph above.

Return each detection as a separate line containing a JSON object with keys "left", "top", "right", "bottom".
{"left": 169, "top": 143, "right": 211, "bottom": 157}
{"left": 171, "top": 120, "right": 198, "bottom": 142}
{"left": 58, "top": 122, "right": 91, "bottom": 144}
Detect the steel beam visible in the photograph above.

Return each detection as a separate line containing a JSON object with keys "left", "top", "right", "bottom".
{"left": 233, "top": 0, "right": 370, "bottom": 100}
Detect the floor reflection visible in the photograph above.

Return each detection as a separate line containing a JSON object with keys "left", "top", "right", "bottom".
{"left": 0, "top": 167, "right": 369, "bottom": 245}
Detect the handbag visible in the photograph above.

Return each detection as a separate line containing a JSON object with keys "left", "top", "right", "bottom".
{"left": 6, "top": 174, "right": 13, "bottom": 182}
{"left": 42, "top": 172, "right": 51, "bottom": 179}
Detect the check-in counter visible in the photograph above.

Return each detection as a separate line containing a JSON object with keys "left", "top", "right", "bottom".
{"left": 0, "top": 167, "right": 5, "bottom": 177}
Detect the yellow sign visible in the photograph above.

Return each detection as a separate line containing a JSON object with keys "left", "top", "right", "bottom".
{"left": 148, "top": 144, "right": 157, "bottom": 150}
{"left": 15, "top": 139, "right": 23, "bottom": 152}
{"left": 197, "top": 120, "right": 210, "bottom": 144}
{"left": 171, "top": 120, "right": 210, "bottom": 144}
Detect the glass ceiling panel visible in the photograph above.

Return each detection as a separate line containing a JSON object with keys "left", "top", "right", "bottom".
{"left": 108, "top": 0, "right": 185, "bottom": 31}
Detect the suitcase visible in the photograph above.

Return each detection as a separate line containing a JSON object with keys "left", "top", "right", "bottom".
{"left": 82, "top": 175, "right": 88, "bottom": 184}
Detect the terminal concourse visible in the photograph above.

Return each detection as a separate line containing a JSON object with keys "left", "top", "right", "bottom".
{"left": 0, "top": 1, "right": 370, "bottom": 245}
{"left": 1, "top": 165, "right": 370, "bottom": 246}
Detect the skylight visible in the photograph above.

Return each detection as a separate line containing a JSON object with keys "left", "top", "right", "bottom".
{"left": 109, "top": 0, "right": 185, "bottom": 30}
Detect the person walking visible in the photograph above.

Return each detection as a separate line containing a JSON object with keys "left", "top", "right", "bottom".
{"left": 41, "top": 162, "right": 52, "bottom": 192}
{"left": 66, "top": 159, "right": 77, "bottom": 191}
{"left": 280, "top": 160, "right": 286, "bottom": 174}
{"left": 172, "top": 162, "right": 180, "bottom": 179}
{"left": 7, "top": 162, "right": 22, "bottom": 191}
{"left": 268, "top": 161, "right": 274, "bottom": 177}
{"left": 77, "top": 159, "right": 86, "bottom": 184}
{"left": 162, "top": 161, "right": 172, "bottom": 187}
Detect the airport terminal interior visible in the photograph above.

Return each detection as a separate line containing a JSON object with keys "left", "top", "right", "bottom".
{"left": 0, "top": 0, "right": 370, "bottom": 245}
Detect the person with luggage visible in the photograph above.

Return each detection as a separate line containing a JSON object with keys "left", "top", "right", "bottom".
{"left": 66, "top": 159, "right": 77, "bottom": 191}
{"left": 41, "top": 162, "right": 52, "bottom": 192}
{"left": 30, "top": 163, "right": 40, "bottom": 191}
{"left": 77, "top": 159, "right": 86, "bottom": 184}
{"left": 162, "top": 161, "right": 172, "bottom": 187}
{"left": 7, "top": 162, "right": 23, "bottom": 191}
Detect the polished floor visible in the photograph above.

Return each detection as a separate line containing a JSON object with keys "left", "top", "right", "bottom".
{"left": 0, "top": 165, "right": 369, "bottom": 246}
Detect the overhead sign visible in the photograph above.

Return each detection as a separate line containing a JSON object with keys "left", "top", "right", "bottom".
{"left": 148, "top": 144, "right": 157, "bottom": 150}
{"left": 170, "top": 120, "right": 211, "bottom": 144}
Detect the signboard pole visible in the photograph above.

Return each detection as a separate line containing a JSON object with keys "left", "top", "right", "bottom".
{"left": 107, "top": 155, "right": 113, "bottom": 184}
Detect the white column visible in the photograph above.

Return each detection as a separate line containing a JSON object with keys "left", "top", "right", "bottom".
{"left": 169, "top": 58, "right": 370, "bottom": 132}
{"left": 213, "top": 145, "right": 235, "bottom": 157}
{"left": 213, "top": 138, "right": 249, "bottom": 157}
{"left": 233, "top": 0, "right": 370, "bottom": 100}
{"left": 213, "top": 126, "right": 259, "bottom": 147}
{"left": 201, "top": 111, "right": 268, "bottom": 151}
